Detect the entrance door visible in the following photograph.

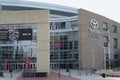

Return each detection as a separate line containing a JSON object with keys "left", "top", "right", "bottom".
{"left": 0, "top": 44, "right": 37, "bottom": 71}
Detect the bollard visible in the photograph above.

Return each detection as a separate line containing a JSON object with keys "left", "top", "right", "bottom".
{"left": 69, "top": 70, "right": 71, "bottom": 77}
{"left": 86, "top": 69, "right": 87, "bottom": 76}
{"left": 9, "top": 68, "right": 13, "bottom": 78}
{"left": 11, "top": 72, "right": 12, "bottom": 78}
{"left": 90, "top": 69, "right": 92, "bottom": 75}
{"left": 66, "top": 69, "right": 69, "bottom": 72}
{"left": 58, "top": 70, "right": 60, "bottom": 78}
{"left": 79, "top": 70, "right": 81, "bottom": 76}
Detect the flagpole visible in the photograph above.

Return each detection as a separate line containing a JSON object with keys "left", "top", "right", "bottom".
{"left": 103, "top": 47, "right": 106, "bottom": 69}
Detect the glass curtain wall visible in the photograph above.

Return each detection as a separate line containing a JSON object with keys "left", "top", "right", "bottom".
{"left": 50, "top": 20, "right": 78, "bottom": 69}
{"left": 0, "top": 24, "right": 37, "bottom": 70}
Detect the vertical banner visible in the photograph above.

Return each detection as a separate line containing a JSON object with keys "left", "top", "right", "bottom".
{"left": 55, "top": 40, "right": 60, "bottom": 49}
{"left": 4, "top": 58, "right": 8, "bottom": 71}
{"left": 55, "top": 39, "right": 60, "bottom": 49}
{"left": 25, "top": 57, "right": 30, "bottom": 72}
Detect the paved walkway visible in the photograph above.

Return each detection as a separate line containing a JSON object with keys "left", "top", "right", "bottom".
{"left": 17, "top": 72, "right": 80, "bottom": 80}
{"left": 0, "top": 70, "right": 22, "bottom": 80}
{"left": 54, "top": 69, "right": 120, "bottom": 80}
{"left": 0, "top": 69, "right": 120, "bottom": 80}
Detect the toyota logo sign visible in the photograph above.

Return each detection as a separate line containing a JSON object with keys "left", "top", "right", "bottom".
{"left": 88, "top": 19, "right": 100, "bottom": 38}
{"left": 90, "top": 19, "right": 99, "bottom": 30}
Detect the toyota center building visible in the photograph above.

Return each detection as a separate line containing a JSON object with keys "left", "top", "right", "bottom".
{"left": 0, "top": 0, "right": 120, "bottom": 74}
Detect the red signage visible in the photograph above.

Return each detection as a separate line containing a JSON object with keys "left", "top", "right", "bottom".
{"left": 25, "top": 58, "right": 30, "bottom": 72}
{"left": 55, "top": 39, "right": 60, "bottom": 49}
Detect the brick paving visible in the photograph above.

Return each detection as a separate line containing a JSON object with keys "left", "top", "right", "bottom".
{"left": 17, "top": 72, "right": 80, "bottom": 80}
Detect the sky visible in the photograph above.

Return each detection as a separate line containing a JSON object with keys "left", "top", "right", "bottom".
{"left": 24, "top": 0, "right": 120, "bottom": 22}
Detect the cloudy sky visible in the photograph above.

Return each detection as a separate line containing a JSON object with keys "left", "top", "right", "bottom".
{"left": 25, "top": 0, "right": 120, "bottom": 22}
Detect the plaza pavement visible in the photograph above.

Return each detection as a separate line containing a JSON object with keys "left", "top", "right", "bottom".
{"left": 0, "top": 70, "right": 22, "bottom": 80}
{"left": 0, "top": 69, "right": 120, "bottom": 80}
{"left": 52, "top": 69, "right": 120, "bottom": 80}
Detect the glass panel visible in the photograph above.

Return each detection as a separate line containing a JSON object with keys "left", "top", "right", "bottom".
{"left": 113, "top": 25, "right": 117, "bottom": 33}
{"left": 0, "top": 24, "right": 37, "bottom": 70}
{"left": 113, "top": 38, "right": 117, "bottom": 48}
{"left": 103, "top": 36, "right": 108, "bottom": 47}
{"left": 50, "top": 30, "right": 78, "bottom": 69}
{"left": 103, "top": 22, "right": 108, "bottom": 31}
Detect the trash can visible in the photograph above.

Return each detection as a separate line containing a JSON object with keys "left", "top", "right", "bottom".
{"left": 66, "top": 69, "right": 69, "bottom": 72}
{"left": 102, "top": 73, "right": 106, "bottom": 78}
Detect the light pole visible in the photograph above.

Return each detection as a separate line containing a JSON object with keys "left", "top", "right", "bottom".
{"left": 103, "top": 47, "right": 106, "bottom": 69}
{"left": 102, "top": 47, "right": 106, "bottom": 69}
{"left": 91, "top": 49, "right": 94, "bottom": 69}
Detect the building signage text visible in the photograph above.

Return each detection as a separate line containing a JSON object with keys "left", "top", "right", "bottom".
{"left": 0, "top": 29, "right": 32, "bottom": 41}
{"left": 0, "top": 24, "right": 32, "bottom": 29}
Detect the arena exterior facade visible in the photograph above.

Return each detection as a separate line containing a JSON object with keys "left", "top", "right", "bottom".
{"left": 0, "top": 0, "right": 120, "bottom": 74}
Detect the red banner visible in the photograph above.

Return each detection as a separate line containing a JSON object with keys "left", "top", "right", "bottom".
{"left": 4, "top": 58, "right": 8, "bottom": 71}
{"left": 25, "top": 58, "right": 30, "bottom": 72}
{"left": 55, "top": 39, "right": 60, "bottom": 49}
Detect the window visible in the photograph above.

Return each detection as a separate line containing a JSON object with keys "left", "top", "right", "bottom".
{"left": 60, "top": 35, "right": 68, "bottom": 50}
{"left": 50, "top": 22, "right": 65, "bottom": 30}
{"left": 69, "top": 41, "right": 72, "bottom": 49}
{"left": 114, "top": 54, "right": 118, "bottom": 60}
{"left": 61, "top": 22, "right": 65, "bottom": 29}
{"left": 105, "top": 54, "right": 109, "bottom": 61}
{"left": 74, "top": 41, "right": 78, "bottom": 49}
{"left": 103, "top": 22, "right": 108, "bottom": 31}
{"left": 50, "top": 23, "right": 55, "bottom": 30}
{"left": 103, "top": 36, "right": 108, "bottom": 47}
{"left": 113, "top": 38, "right": 117, "bottom": 48}
{"left": 113, "top": 25, "right": 117, "bottom": 33}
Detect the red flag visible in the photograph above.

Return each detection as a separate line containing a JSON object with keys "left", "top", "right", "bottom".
{"left": 25, "top": 57, "right": 30, "bottom": 72}
{"left": 4, "top": 58, "right": 8, "bottom": 71}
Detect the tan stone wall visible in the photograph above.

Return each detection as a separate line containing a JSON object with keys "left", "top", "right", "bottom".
{"left": 78, "top": 9, "right": 120, "bottom": 69}
{"left": 0, "top": 10, "right": 50, "bottom": 72}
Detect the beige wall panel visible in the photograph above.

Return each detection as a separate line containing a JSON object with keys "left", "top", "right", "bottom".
{"left": 80, "top": 46, "right": 104, "bottom": 68}
{"left": 37, "top": 42, "right": 49, "bottom": 51}
{"left": 81, "top": 47, "right": 92, "bottom": 68}
{"left": 78, "top": 9, "right": 120, "bottom": 69}
{"left": 95, "top": 48, "right": 104, "bottom": 68}
{"left": 37, "top": 23, "right": 50, "bottom": 41}
{"left": 37, "top": 51, "right": 49, "bottom": 72}
{"left": 0, "top": 10, "right": 49, "bottom": 24}
{"left": 78, "top": 9, "right": 107, "bottom": 69}
{"left": 0, "top": 10, "right": 50, "bottom": 73}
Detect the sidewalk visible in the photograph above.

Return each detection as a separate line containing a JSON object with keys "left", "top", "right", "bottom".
{"left": 0, "top": 70, "right": 22, "bottom": 80}
{"left": 17, "top": 71, "right": 80, "bottom": 80}
{"left": 1, "top": 69, "right": 120, "bottom": 80}
{"left": 52, "top": 69, "right": 120, "bottom": 80}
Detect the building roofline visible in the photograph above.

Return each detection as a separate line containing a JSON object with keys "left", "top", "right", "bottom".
{"left": 0, "top": 0, "right": 77, "bottom": 14}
